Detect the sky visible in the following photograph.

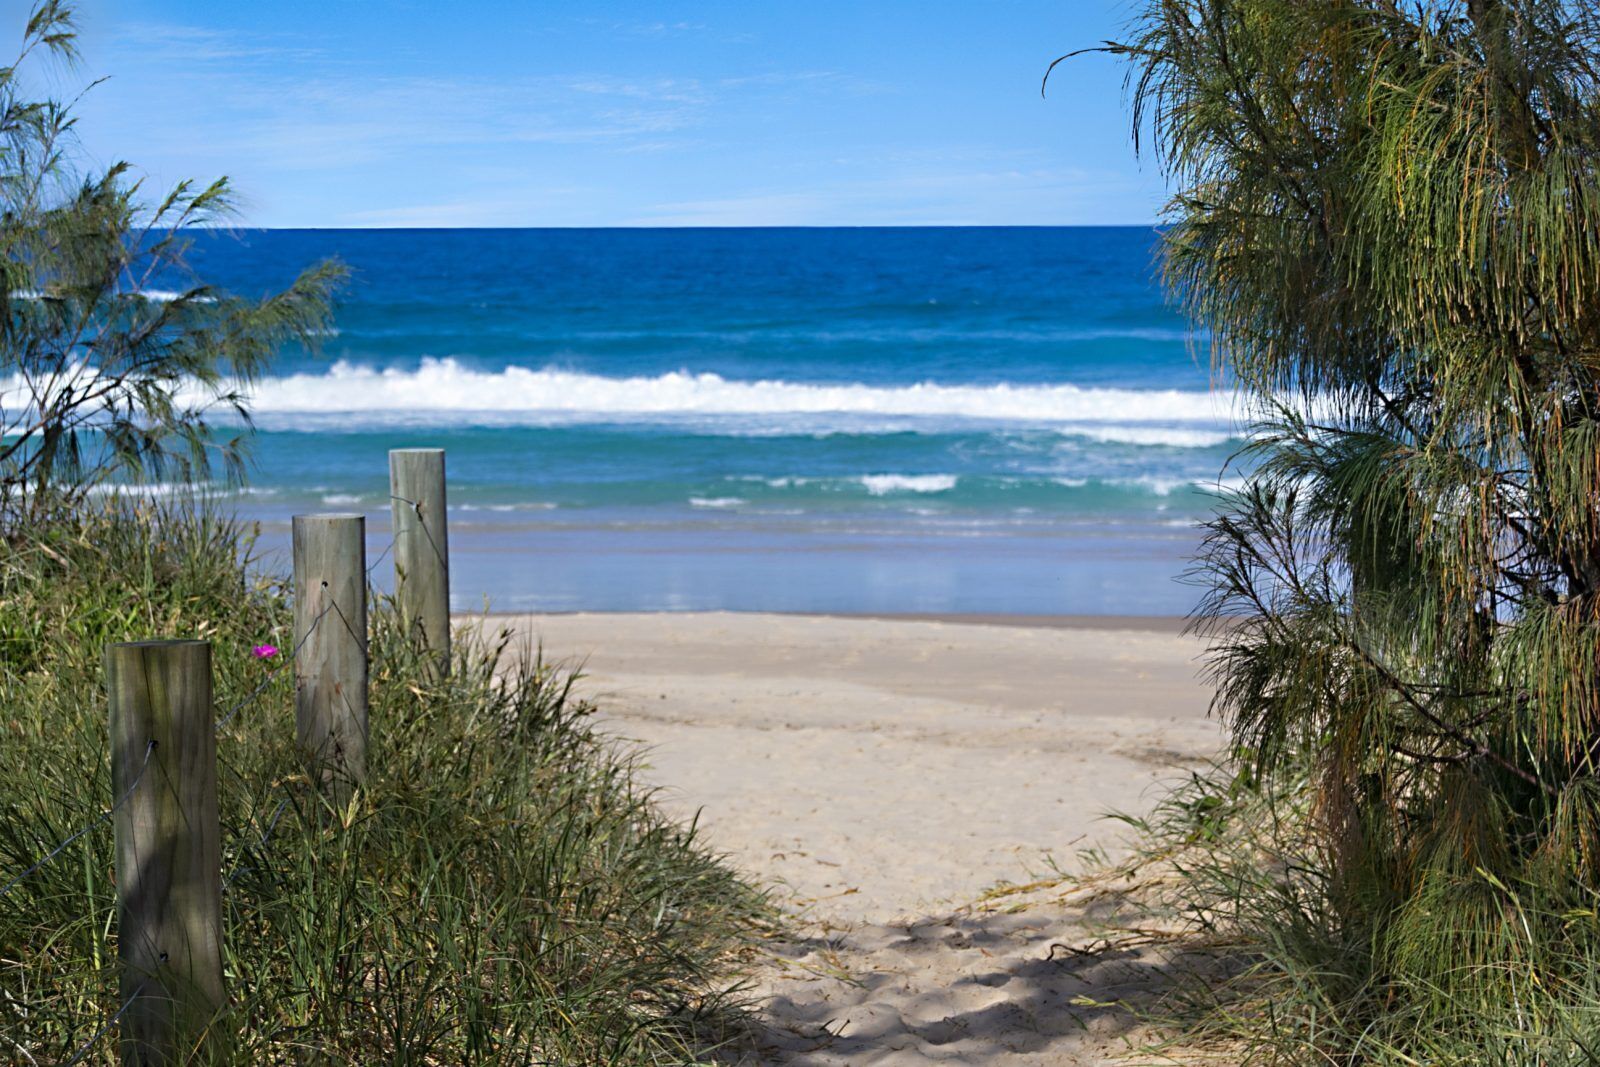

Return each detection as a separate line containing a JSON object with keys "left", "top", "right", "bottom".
{"left": 37, "top": 1, "right": 1166, "bottom": 228}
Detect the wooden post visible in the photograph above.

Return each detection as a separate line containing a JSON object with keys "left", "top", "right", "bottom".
{"left": 107, "top": 640, "right": 224, "bottom": 1065}
{"left": 389, "top": 448, "right": 451, "bottom": 670}
{"left": 292, "top": 513, "right": 368, "bottom": 797}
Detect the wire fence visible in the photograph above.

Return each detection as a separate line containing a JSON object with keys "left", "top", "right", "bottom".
{"left": 2, "top": 562, "right": 364, "bottom": 894}
{"left": 223, "top": 796, "right": 293, "bottom": 890}
{"left": 4, "top": 589, "right": 335, "bottom": 1062}
{"left": 220, "top": 513, "right": 409, "bottom": 731}
{"left": 2, "top": 469, "right": 438, "bottom": 1062}
{"left": 1, "top": 740, "right": 155, "bottom": 1064}
{"left": 2, "top": 512, "right": 408, "bottom": 897}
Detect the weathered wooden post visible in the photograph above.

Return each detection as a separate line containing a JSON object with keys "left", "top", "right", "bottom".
{"left": 389, "top": 448, "right": 451, "bottom": 671}
{"left": 107, "top": 640, "right": 224, "bottom": 1065}
{"left": 292, "top": 513, "right": 368, "bottom": 798}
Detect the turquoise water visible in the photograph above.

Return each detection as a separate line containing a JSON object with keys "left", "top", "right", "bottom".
{"left": 187, "top": 227, "right": 1236, "bottom": 614}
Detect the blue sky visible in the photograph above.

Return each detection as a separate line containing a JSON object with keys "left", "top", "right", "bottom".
{"left": 51, "top": 1, "right": 1164, "bottom": 228}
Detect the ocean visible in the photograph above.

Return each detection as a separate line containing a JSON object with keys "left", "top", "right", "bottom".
{"left": 186, "top": 227, "right": 1239, "bottom": 616}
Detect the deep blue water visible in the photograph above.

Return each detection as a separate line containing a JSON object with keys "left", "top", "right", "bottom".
{"left": 182, "top": 227, "right": 1234, "bottom": 614}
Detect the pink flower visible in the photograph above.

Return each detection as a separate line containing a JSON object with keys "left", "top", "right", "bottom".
{"left": 252, "top": 644, "right": 279, "bottom": 660}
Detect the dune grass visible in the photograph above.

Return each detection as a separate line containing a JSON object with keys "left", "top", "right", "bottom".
{"left": 0, "top": 502, "right": 766, "bottom": 1064}
{"left": 1108, "top": 753, "right": 1600, "bottom": 1065}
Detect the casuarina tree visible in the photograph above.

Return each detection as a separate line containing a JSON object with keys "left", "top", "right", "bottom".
{"left": 1109, "top": 0, "right": 1600, "bottom": 1056}
{"left": 0, "top": 2, "right": 342, "bottom": 529}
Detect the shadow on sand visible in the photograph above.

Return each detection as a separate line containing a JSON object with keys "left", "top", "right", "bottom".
{"left": 719, "top": 888, "right": 1235, "bottom": 1065}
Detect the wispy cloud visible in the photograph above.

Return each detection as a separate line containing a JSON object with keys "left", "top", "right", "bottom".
{"left": 578, "top": 17, "right": 756, "bottom": 44}
{"left": 617, "top": 21, "right": 709, "bottom": 37}
{"left": 716, "top": 70, "right": 887, "bottom": 95}
{"left": 113, "top": 22, "right": 325, "bottom": 63}
{"left": 71, "top": 9, "right": 1163, "bottom": 227}
{"left": 90, "top": 22, "right": 863, "bottom": 173}
{"left": 338, "top": 191, "right": 587, "bottom": 228}
{"left": 103, "top": 70, "right": 710, "bottom": 170}
{"left": 634, "top": 166, "right": 1153, "bottom": 227}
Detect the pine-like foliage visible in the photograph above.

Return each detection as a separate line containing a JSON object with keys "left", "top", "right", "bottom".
{"left": 0, "top": 3, "right": 342, "bottom": 529}
{"left": 1112, "top": 0, "right": 1600, "bottom": 1057}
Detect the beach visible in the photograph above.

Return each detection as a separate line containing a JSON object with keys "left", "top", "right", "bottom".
{"left": 476, "top": 610, "right": 1221, "bottom": 1064}
{"left": 9, "top": 0, "right": 1560, "bottom": 1057}
{"left": 204, "top": 224, "right": 1236, "bottom": 1060}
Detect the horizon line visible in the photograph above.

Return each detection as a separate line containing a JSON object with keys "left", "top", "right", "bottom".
{"left": 192, "top": 222, "right": 1165, "bottom": 232}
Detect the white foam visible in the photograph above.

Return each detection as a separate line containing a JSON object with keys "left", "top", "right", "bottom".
{"left": 1116, "top": 476, "right": 1191, "bottom": 496}
{"left": 859, "top": 474, "right": 958, "bottom": 495}
{"left": 134, "top": 289, "right": 213, "bottom": 303}
{"left": 1061, "top": 424, "right": 1236, "bottom": 448}
{"left": 321, "top": 493, "right": 362, "bottom": 505}
{"left": 233, "top": 358, "right": 1240, "bottom": 429}
{"left": 1194, "top": 474, "right": 1249, "bottom": 494}
{"left": 86, "top": 481, "right": 204, "bottom": 498}
{"left": 9, "top": 288, "right": 218, "bottom": 304}
{"left": 689, "top": 496, "right": 745, "bottom": 508}
{"left": 1, "top": 359, "right": 1248, "bottom": 446}
{"left": 1106, "top": 475, "right": 1247, "bottom": 496}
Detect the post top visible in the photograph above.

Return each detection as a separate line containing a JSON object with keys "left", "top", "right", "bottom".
{"left": 292, "top": 512, "right": 365, "bottom": 522}
{"left": 389, "top": 448, "right": 445, "bottom": 455}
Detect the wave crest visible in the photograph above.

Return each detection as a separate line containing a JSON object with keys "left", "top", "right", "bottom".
{"left": 239, "top": 358, "right": 1239, "bottom": 432}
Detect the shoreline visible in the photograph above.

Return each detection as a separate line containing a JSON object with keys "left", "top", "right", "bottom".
{"left": 474, "top": 607, "right": 1198, "bottom": 634}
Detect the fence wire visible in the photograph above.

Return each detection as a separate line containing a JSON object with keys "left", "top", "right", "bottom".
{"left": 7, "top": 519, "right": 402, "bottom": 897}
{"left": 223, "top": 795, "right": 293, "bottom": 890}
{"left": 213, "top": 596, "right": 335, "bottom": 731}
{"left": 0, "top": 739, "right": 155, "bottom": 902}
{"left": 367, "top": 534, "right": 395, "bottom": 577}
{"left": 216, "top": 520, "right": 399, "bottom": 882}
{"left": 218, "top": 521, "right": 400, "bottom": 733}
{"left": 389, "top": 494, "right": 447, "bottom": 571}
{"left": 59, "top": 979, "right": 146, "bottom": 1067}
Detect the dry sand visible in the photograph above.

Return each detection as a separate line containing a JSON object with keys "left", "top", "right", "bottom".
{"left": 476, "top": 611, "right": 1223, "bottom": 1065}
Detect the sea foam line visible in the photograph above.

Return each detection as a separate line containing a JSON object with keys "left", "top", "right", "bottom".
{"left": 232, "top": 358, "right": 1238, "bottom": 426}
{"left": 859, "top": 474, "right": 958, "bottom": 495}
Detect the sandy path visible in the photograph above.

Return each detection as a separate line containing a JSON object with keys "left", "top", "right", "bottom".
{"left": 477, "top": 612, "right": 1221, "bottom": 1064}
